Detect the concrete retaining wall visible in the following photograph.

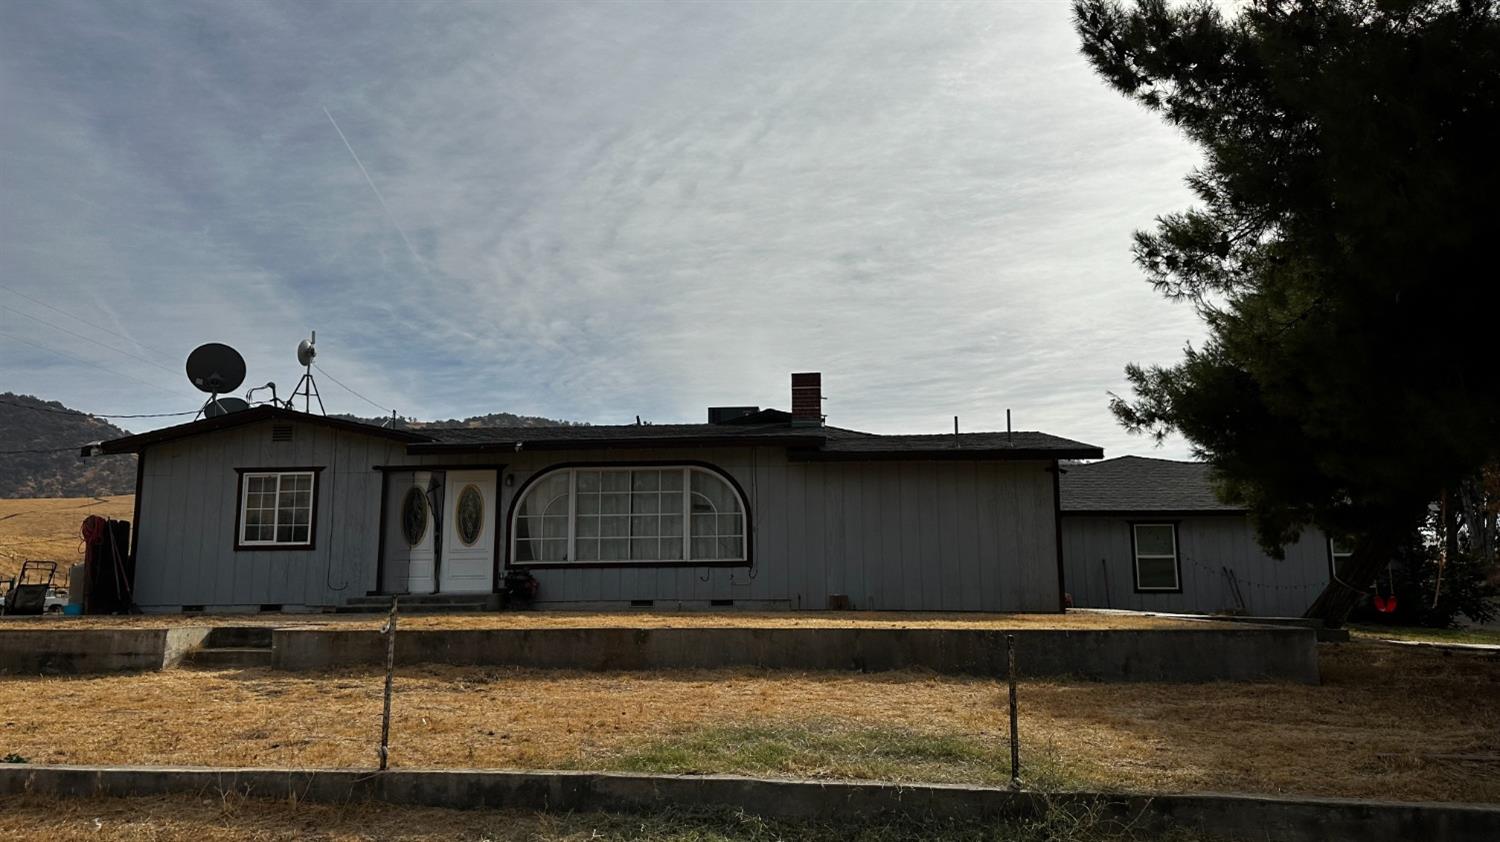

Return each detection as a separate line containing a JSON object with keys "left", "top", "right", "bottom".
{"left": 273, "top": 625, "right": 1320, "bottom": 683}
{"left": 0, "top": 628, "right": 208, "bottom": 675}
{"left": 0, "top": 764, "right": 1494, "bottom": 842}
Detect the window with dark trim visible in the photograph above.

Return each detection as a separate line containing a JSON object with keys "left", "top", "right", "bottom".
{"left": 1132, "top": 523, "right": 1180, "bottom": 591}
{"left": 1328, "top": 538, "right": 1353, "bottom": 578}
{"left": 237, "top": 470, "right": 317, "bottom": 549}
{"left": 511, "top": 465, "right": 747, "bottom": 565}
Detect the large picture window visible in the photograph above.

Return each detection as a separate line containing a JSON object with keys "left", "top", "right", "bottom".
{"left": 1131, "top": 523, "right": 1180, "bottom": 592}
{"left": 512, "top": 465, "right": 747, "bottom": 565}
{"left": 237, "top": 469, "right": 319, "bottom": 549}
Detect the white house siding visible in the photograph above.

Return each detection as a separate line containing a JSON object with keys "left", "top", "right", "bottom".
{"left": 1060, "top": 515, "right": 1331, "bottom": 617}
{"left": 133, "top": 417, "right": 1063, "bottom": 612}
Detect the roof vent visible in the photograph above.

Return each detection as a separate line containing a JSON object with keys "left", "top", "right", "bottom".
{"left": 271, "top": 424, "right": 294, "bottom": 443}
{"left": 708, "top": 406, "right": 760, "bottom": 424}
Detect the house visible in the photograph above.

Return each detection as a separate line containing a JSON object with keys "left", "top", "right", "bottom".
{"left": 1059, "top": 456, "right": 1335, "bottom": 616}
{"left": 90, "top": 373, "right": 1103, "bottom": 613}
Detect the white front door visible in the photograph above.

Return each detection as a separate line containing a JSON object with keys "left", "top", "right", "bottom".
{"left": 404, "top": 471, "right": 438, "bottom": 594}
{"left": 441, "top": 470, "right": 495, "bottom": 593}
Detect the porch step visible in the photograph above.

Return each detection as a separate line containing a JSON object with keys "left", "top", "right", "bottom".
{"left": 183, "top": 647, "right": 273, "bottom": 669}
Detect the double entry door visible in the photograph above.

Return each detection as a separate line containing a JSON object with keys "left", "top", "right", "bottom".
{"left": 388, "top": 468, "right": 496, "bottom": 594}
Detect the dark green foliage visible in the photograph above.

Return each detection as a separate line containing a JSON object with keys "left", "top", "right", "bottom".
{"left": 1351, "top": 517, "right": 1498, "bottom": 628}
{"left": 0, "top": 394, "right": 134, "bottom": 498}
{"left": 1074, "top": 1, "right": 1500, "bottom": 622}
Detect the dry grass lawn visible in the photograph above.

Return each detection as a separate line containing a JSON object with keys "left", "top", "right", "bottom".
{"left": 0, "top": 495, "right": 133, "bottom": 583}
{"left": 0, "top": 643, "right": 1494, "bottom": 804}
{"left": 0, "top": 609, "right": 1198, "bottom": 631}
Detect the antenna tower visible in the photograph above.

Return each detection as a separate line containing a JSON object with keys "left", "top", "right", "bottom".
{"left": 287, "top": 331, "right": 326, "bottom": 415}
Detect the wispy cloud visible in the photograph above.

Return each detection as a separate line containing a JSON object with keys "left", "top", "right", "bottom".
{"left": 0, "top": 0, "right": 1205, "bottom": 458}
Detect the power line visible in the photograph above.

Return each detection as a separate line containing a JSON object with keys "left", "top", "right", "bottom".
{"left": 0, "top": 325, "right": 180, "bottom": 397}
{"left": 313, "top": 363, "right": 393, "bottom": 413}
{"left": 0, "top": 397, "right": 196, "bottom": 420}
{"left": 0, "top": 304, "right": 179, "bottom": 377}
{"left": 0, "top": 283, "right": 169, "bottom": 361}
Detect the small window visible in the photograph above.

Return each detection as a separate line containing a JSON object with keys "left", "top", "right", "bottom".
{"left": 1329, "top": 539, "right": 1354, "bottom": 577}
{"left": 238, "top": 470, "right": 317, "bottom": 549}
{"left": 1132, "top": 523, "right": 1180, "bottom": 591}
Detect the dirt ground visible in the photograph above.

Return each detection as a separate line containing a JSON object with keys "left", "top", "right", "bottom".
{"left": 0, "top": 495, "right": 132, "bottom": 583}
{"left": 0, "top": 642, "right": 1494, "bottom": 804}
{"left": 0, "top": 607, "right": 1197, "bottom": 630}
{"left": 0, "top": 795, "right": 1203, "bottom": 842}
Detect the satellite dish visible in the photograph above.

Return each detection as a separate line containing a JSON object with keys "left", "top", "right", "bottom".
{"left": 203, "top": 396, "right": 250, "bottom": 418}
{"left": 296, "top": 337, "right": 316, "bottom": 367}
{"left": 186, "top": 343, "right": 246, "bottom": 394}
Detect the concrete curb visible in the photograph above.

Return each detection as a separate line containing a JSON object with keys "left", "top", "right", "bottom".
{"left": 0, "top": 764, "right": 1494, "bottom": 841}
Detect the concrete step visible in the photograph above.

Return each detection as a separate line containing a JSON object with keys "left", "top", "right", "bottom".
{"left": 184, "top": 647, "right": 273, "bottom": 669}
{"left": 203, "top": 627, "right": 273, "bottom": 648}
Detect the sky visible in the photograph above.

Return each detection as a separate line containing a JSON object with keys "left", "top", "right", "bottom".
{"left": 0, "top": 0, "right": 1206, "bottom": 458}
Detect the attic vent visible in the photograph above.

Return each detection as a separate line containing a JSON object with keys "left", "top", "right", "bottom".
{"left": 271, "top": 425, "right": 294, "bottom": 443}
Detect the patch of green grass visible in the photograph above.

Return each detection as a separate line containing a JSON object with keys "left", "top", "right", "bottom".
{"left": 1350, "top": 624, "right": 1500, "bottom": 645}
{"left": 583, "top": 721, "right": 1082, "bottom": 792}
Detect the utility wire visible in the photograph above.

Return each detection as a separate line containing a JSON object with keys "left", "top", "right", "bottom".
{"left": 0, "top": 326, "right": 179, "bottom": 397}
{"left": 0, "top": 304, "right": 179, "bottom": 377}
{"left": 0, "top": 397, "right": 196, "bottom": 420}
{"left": 0, "top": 283, "right": 169, "bottom": 361}
{"left": 313, "top": 363, "right": 393, "bottom": 413}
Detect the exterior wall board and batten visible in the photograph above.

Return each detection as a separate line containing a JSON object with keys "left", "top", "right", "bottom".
{"left": 132, "top": 417, "right": 1065, "bottom": 612}
{"left": 1060, "top": 516, "right": 1331, "bottom": 616}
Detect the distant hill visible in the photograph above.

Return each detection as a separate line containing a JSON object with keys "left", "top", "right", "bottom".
{"left": 0, "top": 393, "right": 137, "bottom": 498}
{"left": 333, "top": 411, "right": 582, "bottom": 430}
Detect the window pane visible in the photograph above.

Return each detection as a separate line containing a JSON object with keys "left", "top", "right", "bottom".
{"left": 575, "top": 538, "right": 599, "bottom": 561}
{"left": 691, "top": 536, "right": 717, "bottom": 560}
{"left": 718, "top": 537, "right": 743, "bottom": 560}
{"left": 630, "top": 537, "right": 658, "bottom": 560}
{"left": 661, "top": 536, "right": 683, "bottom": 560}
{"left": 631, "top": 515, "right": 658, "bottom": 537}
{"left": 660, "top": 514, "right": 683, "bottom": 537}
{"left": 600, "top": 493, "right": 629, "bottom": 514}
{"left": 276, "top": 523, "right": 295, "bottom": 543}
{"left": 631, "top": 471, "right": 659, "bottom": 492}
{"left": 290, "top": 523, "right": 310, "bottom": 544}
{"left": 576, "top": 470, "right": 600, "bottom": 492}
{"left": 691, "top": 513, "right": 717, "bottom": 538}
{"left": 1135, "top": 525, "right": 1175, "bottom": 557}
{"left": 660, "top": 469, "right": 683, "bottom": 491}
{"left": 600, "top": 537, "right": 628, "bottom": 560}
{"left": 691, "top": 470, "right": 740, "bottom": 514}
{"left": 632, "top": 493, "right": 660, "bottom": 514}
{"left": 576, "top": 515, "right": 599, "bottom": 538}
{"left": 601, "top": 471, "right": 630, "bottom": 491}
{"left": 519, "top": 473, "right": 570, "bottom": 518}
{"left": 718, "top": 513, "right": 741, "bottom": 538}
{"left": 1137, "top": 556, "right": 1177, "bottom": 589}
{"left": 577, "top": 492, "right": 599, "bottom": 514}
{"left": 600, "top": 515, "right": 628, "bottom": 537}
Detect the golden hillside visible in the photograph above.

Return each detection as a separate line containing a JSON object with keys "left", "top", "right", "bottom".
{"left": 0, "top": 495, "right": 134, "bottom": 584}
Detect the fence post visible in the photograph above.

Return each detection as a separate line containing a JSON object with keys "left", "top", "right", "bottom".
{"left": 1007, "top": 633, "right": 1020, "bottom": 788}
{"left": 378, "top": 597, "right": 398, "bottom": 771}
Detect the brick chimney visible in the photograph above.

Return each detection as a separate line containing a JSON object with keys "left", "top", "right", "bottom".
{"left": 790, "top": 372, "right": 823, "bottom": 427}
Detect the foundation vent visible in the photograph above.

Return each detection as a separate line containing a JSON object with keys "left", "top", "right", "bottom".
{"left": 271, "top": 424, "right": 294, "bottom": 443}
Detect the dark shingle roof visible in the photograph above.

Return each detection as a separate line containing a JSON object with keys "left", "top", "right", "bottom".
{"left": 90, "top": 405, "right": 1103, "bottom": 462}
{"left": 799, "top": 431, "right": 1102, "bottom": 461}
{"left": 1059, "top": 455, "right": 1241, "bottom": 513}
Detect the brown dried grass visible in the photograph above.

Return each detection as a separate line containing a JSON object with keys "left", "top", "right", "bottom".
{"left": 0, "top": 644, "right": 1494, "bottom": 803}
{"left": 0, "top": 608, "right": 1196, "bottom": 630}
{"left": 0, "top": 495, "right": 132, "bottom": 583}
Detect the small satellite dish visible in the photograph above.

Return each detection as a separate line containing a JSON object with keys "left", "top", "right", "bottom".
{"left": 297, "top": 337, "right": 316, "bottom": 367}
{"left": 203, "top": 396, "right": 250, "bottom": 418}
{"left": 186, "top": 343, "right": 247, "bottom": 394}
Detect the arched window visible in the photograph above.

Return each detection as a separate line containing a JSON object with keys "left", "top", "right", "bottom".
{"left": 512, "top": 465, "right": 748, "bottom": 565}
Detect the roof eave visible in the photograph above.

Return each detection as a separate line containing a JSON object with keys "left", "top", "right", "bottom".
{"left": 90, "top": 406, "right": 429, "bottom": 455}
{"left": 406, "top": 434, "right": 827, "bottom": 454}
{"left": 1059, "top": 507, "right": 1248, "bottom": 517}
{"left": 790, "top": 446, "right": 1105, "bottom": 462}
